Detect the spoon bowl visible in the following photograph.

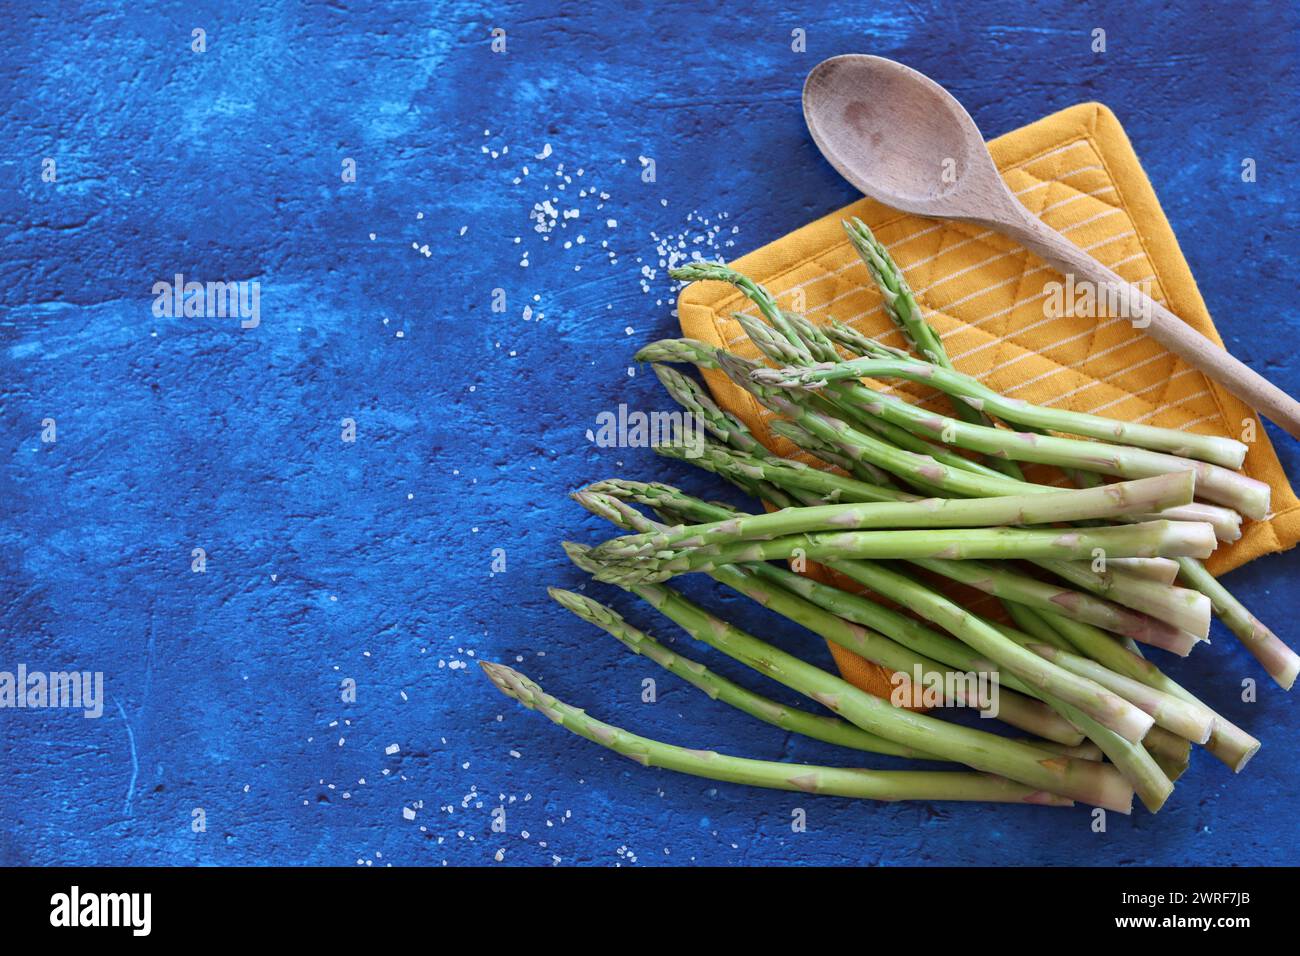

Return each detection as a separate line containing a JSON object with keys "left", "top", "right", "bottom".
{"left": 803, "top": 54, "right": 1003, "bottom": 220}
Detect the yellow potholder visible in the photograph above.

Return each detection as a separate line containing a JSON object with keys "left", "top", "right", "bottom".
{"left": 677, "top": 102, "right": 1300, "bottom": 698}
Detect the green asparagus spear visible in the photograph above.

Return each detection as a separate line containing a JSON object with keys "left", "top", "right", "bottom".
{"left": 841, "top": 217, "right": 947, "bottom": 367}
{"left": 749, "top": 363, "right": 1268, "bottom": 518}
{"left": 587, "top": 472, "right": 1194, "bottom": 560}
{"left": 914, "top": 557, "right": 1200, "bottom": 655}
{"left": 769, "top": 337, "right": 1248, "bottom": 470}
{"left": 768, "top": 419, "right": 901, "bottom": 487}
{"left": 481, "top": 661, "right": 1076, "bottom": 805}
{"left": 1175, "top": 558, "right": 1300, "bottom": 691}
{"left": 589, "top": 521, "right": 1216, "bottom": 588}
{"left": 1036, "top": 558, "right": 1211, "bottom": 640}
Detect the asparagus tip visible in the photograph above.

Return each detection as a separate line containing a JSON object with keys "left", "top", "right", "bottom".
{"left": 561, "top": 540, "right": 601, "bottom": 574}
{"left": 478, "top": 660, "right": 523, "bottom": 702}
{"left": 668, "top": 260, "right": 733, "bottom": 283}
{"left": 550, "top": 586, "right": 631, "bottom": 635}
{"left": 547, "top": 586, "right": 590, "bottom": 615}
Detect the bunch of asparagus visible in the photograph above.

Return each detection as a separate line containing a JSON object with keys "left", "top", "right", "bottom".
{"left": 483, "top": 217, "right": 1297, "bottom": 815}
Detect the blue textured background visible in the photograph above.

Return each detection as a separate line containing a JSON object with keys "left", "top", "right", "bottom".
{"left": 2, "top": 1, "right": 1298, "bottom": 866}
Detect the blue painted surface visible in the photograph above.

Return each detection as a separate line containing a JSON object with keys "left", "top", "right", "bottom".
{"left": 1, "top": 1, "right": 1298, "bottom": 866}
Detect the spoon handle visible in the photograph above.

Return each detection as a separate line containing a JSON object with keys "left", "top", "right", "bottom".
{"left": 1001, "top": 210, "right": 1300, "bottom": 442}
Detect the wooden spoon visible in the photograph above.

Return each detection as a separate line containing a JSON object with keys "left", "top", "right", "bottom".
{"left": 803, "top": 54, "right": 1300, "bottom": 441}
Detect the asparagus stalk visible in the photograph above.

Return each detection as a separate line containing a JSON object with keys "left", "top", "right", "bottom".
{"left": 712, "top": 348, "right": 1237, "bottom": 655}
{"left": 651, "top": 363, "right": 769, "bottom": 459}
{"left": 587, "top": 472, "right": 1195, "bottom": 560}
{"left": 644, "top": 442, "right": 1254, "bottom": 761}
{"left": 1002, "top": 600, "right": 1077, "bottom": 652}
{"left": 877, "top": 579, "right": 1174, "bottom": 808}
{"left": 1024, "top": 684, "right": 1173, "bottom": 812}
{"left": 741, "top": 347, "right": 1261, "bottom": 519}
{"left": 913, "top": 557, "right": 1200, "bottom": 655}
{"left": 585, "top": 478, "right": 733, "bottom": 522}
{"left": 730, "top": 310, "right": 810, "bottom": 366}
{"left": 568, "top": 567, "right": 1133, "bottom": 811}
{"left": 1145, "top": 503, "right": 1243, "bottom": 543}
{"left": 743, "top": 563, "right": 1037, "bottom": 689}
{"left": 840, "top": 218, "right": 947, "bottom": 367}
{"left": 1149, "top": 736, "right": 1193, "bottom": 783}
{"left": 744, "top": 563, "right": 1112, "bottom": 748}
{"left": 1022, "top": 740, "right": 1104, "bottom": 761}
{"left": 704, "top": 562, "right": 1080, "bottom": 740}
{"left": 548, "top": 587, "right": 942, "bottom": 758}
{"left": 853, "top": 550, "right": 1253, "bottom": 771}
{"left": 589, "top": 481, "right": 983, "bottom": 665}
{"left": 719, "top": 568, "right": 1166, "bottom": 806}
{"left": 586, "top": 481, "right": 1260, "bottom": 769}
{"left": 669, "top": 261, "right": 808, "bottom": 352}
{"left": 650, "top": 361, "right": 904, "bottom": 502}
{"left": 589, "top": 521, "right": 1216, "bottom": 587}
{"left": 651, "top": 361, "right": 804, "bottom": 487}
{"left": 655, "top": 341, "right": 1243, "bottom": 537}
{"left": 635, "top": 337, "right": 723, "bottom": 368}
{"left": 769, "top": 419, "right": 901, "bottom": 487}
{"left": 1036, "top": 558, "right": 1212, "bottom": 639}
{"left": 1176, "top": 558, "right": 1300, "bottom": 691}
{"left": 481, "top": 661, "right": 1077, "bottom": 805}
{"left": 785, "top": 547, "right": 1171, "bottom": 807}
{"left": 670, "top": 366, "right": 1216, "bottom": 650}
{"left": 1109, "top": 558, "right": 1181, "bottom": 584}
{"left": 655, "top": 437, "right": 917, "bottom": 504}
{"left": 733, "top": 334, "right": 1254, "bottom": 519}
{"left": 649, "top": 363, "right": 814, "bottom": 508}
{"left": 818, "top": 295, "right": 1244, "bottom": 604}
{"left": 761, "top": 555, "right": 1195, "bottom": 757}
{"left": 675, "top": 254, "right": 1026, "bottom": 485}
{"left": 823, "top": 317, "right": 911, "bottom": 362}
{"left": 674, "top": 344, "right": 1027, "bottom": 500}
{"left": 596, "top": 479, "right": 1210, "bottom": 801}
{"left": 768, "top": 345, "right": 1248, "bottom": 470}
{"left": 578, "top": 493, "right": 960, "bottom": 693}
{"left": 712, "top": 350, "right": 1066, "bottom": 499}
{"left": 645, "top": 333, "right": 978, "bottom": 494}
{"left": 750, "top": 363, "right": 1268, "bottom": 518}
{"left": 587, "top": 480, "right": 1211, "bottom": 746}
{"left": 984, "top": 615, "right": 1213, "bottom": 743}
{"left": 784, "top": 310, "right": 854, "bottom": 364}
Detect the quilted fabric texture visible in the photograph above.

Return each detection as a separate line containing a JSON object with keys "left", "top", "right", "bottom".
{"left": 678, "top": 102, "right": 1300, "bottom": 699}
